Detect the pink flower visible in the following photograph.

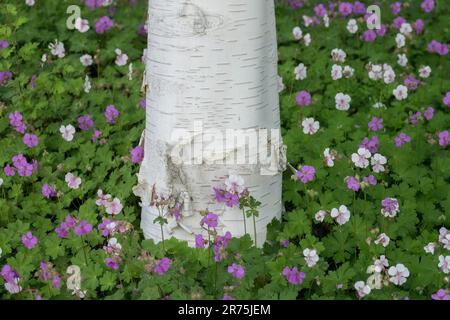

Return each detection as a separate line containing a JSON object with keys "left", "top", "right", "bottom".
{"left": 424, "top": 106, "right": 434, "bottom": 120}
{"left": 201, "top": 212, "right": 218, "bottom": 228}
{"left": 421, "top": 0, "right": 435, "bottom": 13}
{"left": 394, "top": 132, "right": 411, "bottom": 148}
{"left": 130, "top": 146, "right": 144, "bottom": 164}
{"left": 282, "top": 266, "right": 305, "bottom": 285}
{"left": 443, "top": 92, "right": 450, "bottom": 107}
{"left": 95, "top": 16, "right": 113, "bottom": 34}
{"left": 154, "top": 257, "right": 171, "bottom": 275}
{"left": 432, "top": 289, "right": 450, "bottom": 300}
{"left": 368, "top": 117, "right": 383, "bottom": 132}
{"left": 346, "top": 176, "right": 360, "bottom": 191}
{"left": 21, "top": 231, "right": 38, "bottom": 249}
{"left": 65, "top": 172, "right": 81, "bottom": 189}
{"left": 338, "top": 2, "right": 353, "bottom": 16}
{"left": 295, "top": 165, "right": 315, "bottom": 184}
{"left": 295, "top": 90, "right": 311, "bottom": 107}
{"left": 41, "top": 183, "right": 56, "bottom": 198}
{"left": 227, "top": 263, "right": 245, "bottom": 279}
{"left": 195, "top": 234, "right": 206, "bottom": 249}
{"left": 437, "top": 131, "right": 449, "bottom": 147}
{"left": 105, "top": 105, "right": 120, "bottom": 124}
{"left": 105, "top": 198, "right": 123, "bottom": 215}
{"left": 23, "top": 133, "right": 39, "bottom": 148}
{"left": 74, "top": 220, "right": 92, "bottom": 236}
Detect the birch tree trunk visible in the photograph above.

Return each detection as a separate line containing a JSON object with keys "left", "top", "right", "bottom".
{"left": 133, "top": 0, "right": 285, "bottom": 247}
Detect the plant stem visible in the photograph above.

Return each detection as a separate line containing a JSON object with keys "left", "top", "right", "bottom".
{"left": 242, "top": 208, "right": 247, "bottom": 235}
{"left": 81, "top": 236, "right": 88, "bottom": 266}
{"left": 252, "top": 215, "right": 257, "bottom": 247}
{"left": 160, "top": 223, "right": 165, "bottom": 253}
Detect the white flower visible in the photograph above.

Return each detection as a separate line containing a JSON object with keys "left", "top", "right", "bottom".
{"left": 331, "top": 49, "right": 346, "bottom": 63}
{"left": 322, "top": 14, "right": 330, "bottom": 27}
{"left": 105, "top": 198, "right": 123, "bottom": 215}
{"left": 128, "top": 63, "right": 133, "bottom": 81}
{"left": 59, "top": 124, "right": 76, "bottom": 142}
{"left": 65, "top": 172, "right": 82, "bottom": 189}
{"left": 397, "top": 54, "right": 408, "bottom": 67}
{"left": 374, "top": 255, "right": 389, "bottom": 272}
{"left": 393, "top": 85, "right": 408, "bottom": 101}
{"left": 383, "top": 68, "right": 396, "bottom": 84}
{"left": 323, "top": 148, "right": 335, "bottom": 167}
{"left": 419, "top": 66, "right": 431, "bottom": 78}
{"left": 371, "top": 153, "right": 387, "bottom": 173}
{"left": 347, "top": 19, "right": 358, "bottom": 34}
{"left": 303, "top": 33, "right": 311, "bottom": 46}
{"left": 400, "top": 23, "right": 412, "bottom": 36}
{"left": 25, "top": 0, "right": 35, "bottom": 6}
{"left": 5, "top": 278, "right": 22, "bottom": 294}
{"left": 225, "top": 174, "right": 245, "bottom": 194}
{"left": 351, "top": 147, "right": 371, "bottom": 168}
{"left": 424, "top": 242, "right": 436, "bottom": 254}
{"left": 331, "top": 64, "right": 343, "bottom": 80}
{"left": 107, "top": 237, "right": 122, "bottom": 252}
{"left": 303, "top": 248, "right": 319, "bottom": 267}
{"left": 395, "top": 33, "right": 406, "bottom": 48}
{"left": 438, "top": 255, "right": 450, "bottom": 274}
{"left": 277, "top": 75, "right": 285, "bottom": 93}
{"left": 294, "top": 63, "right": 307, "bottom": 80}
{"left": 335, "top": 93, "right": 351, "bottom": 111}
{"left": 292, "top": 26, "right": 303, "bottom": 40}
{"left": 75, "top": 17, "right": 90, "bottom": 33}
{"left": 343, "top": 65, "right": 354, "bottom": 78}
{"left": 302, "top": 117, "right": 320, "bottom": 135}
{"left": 368, "top": 64, "right": 383, "bottom": 81}
{"left": 439, "top": 227, "right": 450, "bottom": 250}
{"left": 330, "top": 205, "right": 351, "bottom": 225}
{"left": 80, "top": 54, "right": 93, "bottom": 67}
{"left": 354, "top": 281, "right": 371, "bottom": 298}
{"left": 115, "top": 48, "right": 128, "bottom": 66}
{"left": 388, "top": 263, "right": 410, "bottom": 286}
{"left": 315, "top": 210, "right": 327, "bottom": 222}
{"left": 372, "top": 102, "right": 386, "bottom": 109}
{"left": 84, "top": 75, "right": 91, "bottom": 93}
{"left": 374, "top": 233, "right": 390, "bottom": 247}
{"left": 49, "top": 39, "right": 65, "bottom": 58}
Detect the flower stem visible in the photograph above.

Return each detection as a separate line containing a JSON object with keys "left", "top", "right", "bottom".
{"left": 252, "top": 215, "right": 257, "bottom": 247}
{"left": 160, "top": 223, "right": 165, "bottom": 253}
{"left": 242, "top": 208, "right": 247, "bottom": 235}
{"left": 81, "top": 236, "right": 88, "bottom": 266}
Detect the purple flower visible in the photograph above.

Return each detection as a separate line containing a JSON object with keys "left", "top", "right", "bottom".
{"left": 98, "top": 218, "right": 113, "bottom": 237}
{"left": 12, "top": 153, "right": 35, "bottom": 177}
{"left": 353, "top": 1, "right": 366, "bottom": 15}
{"left": 428, "top": 40, "right": 449, "bottom": 56}
{"left": 443, "top": 92, "right": 450, "bottom": 107}
{"left": 139, "top": 98, "right": 146, "bottom": 109}
{"left": 393, "top": 16, "right": 406, "bottom": 29}
{"left": 409, "top": 111, "right": 422, "bottom": 125}
{"left": 295, "top": 165, "right": 315, "bottom": 184}
{"left": 0, "top": 71, "right": 12, "bottom": 86}
{"left": 105, "top": 257, "right": 120, "bottom": 270}
{"left": 78, "top": 115, "right": 94, "bottom": 131}
{"left": 138, "top": 23, "right": 148, "bottom": 36}
{"left": 368, "top": 117, "right": 383, "bottom": 132}
{"left": 223, "top": 295, "right": 234, "bottom": 300}
{"left": 295, "top": 91, "right": 311, "bottom": 107}
{"left": 23, "top": 133, "right": 39, "bottom": 148}
{"left": 52, "top": 275, "right": 61, "bottom": 289}
{"left": 92, "top": 129, "right": 102, "bottom": 142}
{"left": 281, "top": 240, "right": 290, "bottom": 248}
{"left": 391, "top": 2, "right": 402, "bottom": 15}
{"left": 437, "top": 130, "right": 449, "bottom": 147}
{"left": 95, "top": 16, "right": 113, "bottom": 34}
{"left": 4, "top": 164, "right": 15, "bottom": 177}
{"left": 213, "top": 231, "right": 232, "bottom": 262}
{"left": 431, "top": 289, "right": 450, "bottom": 300}
{"left": 21, "top": 231, "right": 38, "bottom": 249}
{"left": 381, "top": 197, "right": 399, "bottom": 217}
{"left": 362, "top": 30, "right": 377, "bottom": 42}
{"left": 338, "top": 2, "right": 353, "bottom": 16}
{"left": 288, "top": 0, "right": 304, "bottom": 10}
{"left": 9, "top": 112, "right": 26, "bottom": 134}
{"left": 314, "top": 4, "right": 327, "bottom": 17}
{"left": 130, "top": 146, "right": 144, "bottom": 164}
{"left": 282, "top": 266, "right": 306, "bottom": 285}
{"left": 42, "top": 183, "right": 56, "bottom": 198}
{"left": 105, "top": 104, "right": 120, "bottom": 124}
{"left": 363, "top": 175, "right": 377, "bottom": 186}
{"left": 376, "top": 24, "right": 387, "bottom": 37}
{"left": 195, "top": 234, "right": 206, "bottom": 248}
{"left": 55, "top": 222, "right": 70, "bottom": 238}
{"left": 227, "top": 263, "right": 245, "bottom": 279}
{"left": 414, "top": 19, "right": 424, "bottom": 34}
{"left": 0, "top": 40, "right": 9, "bottom": 49}
{"left": 394, "top": 132, "right": 411, "bottom": 148}
{"left": 404, "top": 75, "right": 419, "bottom": 91}
{"left": 421, "top": 0, "right": 435, "bottom": 13}
{"left": 154, "top": 257, "right": 171, "bottom": 275}
{"left": 201, "top": 212, "right": 218, "bottom": 228}
{"left": 424, "top": 106, "right": 434, "bottom": 120}
{"left": 74, "top": 220, "right": 92, "bottom": 236}
{"left": 346, "top": 176, "right": 360, "bottom": 191}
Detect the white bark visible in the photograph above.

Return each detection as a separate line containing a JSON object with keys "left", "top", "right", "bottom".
{"left": 134, "top": 0, "right": 284, "bottom": 247}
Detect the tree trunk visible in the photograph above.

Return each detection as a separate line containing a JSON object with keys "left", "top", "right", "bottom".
{"left": 134, "top": 0, "right": 284, "bottom": 247}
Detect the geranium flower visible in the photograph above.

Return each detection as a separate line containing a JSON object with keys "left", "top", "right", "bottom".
{"left": 381, "top": 197, "right": 400, "bottom": 218}
{"left": 351, "top": 147, "right": 371, "bottom": 168}
{"left": 105, "top": 198, "right": 123, "bottom": 215}
{"left": 323, "top": 148, "right": 335, "bottom": 167}
{"left": 388, "top": 264, "right": 410, "bottom": 285}
{"left": 80, "top": 54, "right": 93, "bottom": 66}
{"left": 295, "top": 165, "right": 315, "bottom": 183}
{"left": 330, "top": 205, "right": 351, "bottom": 225}
{"left": 438, "top": 255, "right": 450, "bottom": 274}
{"left": 48, "top": 39, "right": 65, "bottom": 58}
{"left": 335, "top": 93, "right": 351, "bottom": 110}
{"left": 302, "top": 117, "right": 319, "bottom": 135}
{"left": 114, "top": 48, "right": 128, "bottom": 66}
{"left": 424, "top": 242, "right": 435, "bottom": 254}
{"left": 303, "top": 248, "right": 319, "bottom": 267}
{"left": 354, "top": 281, "right": 371, "bottom": 299}
{"left": 65, "top": 172, "right": 81, "bottom": 189}
{"left": 227, "top": 263, "right": 245, "bottom": 279}
{"left": 224, "top": 174, "right": 245, "bottom": 194}
{"left": 282, "top": 266, "right": 305, "bottom": 285}
{"left": 374, "top": 233, "right": 390, "bottom": 247}
{"left": 315, "top": 210, "right": 327, "bottom": 222}
{"left": 294, "top": 63, "right": 307, "bottom": 80}
{"left": 393, "top": 85, "right": 408, "bottom": 100}
{"left": 371, "top": 153, "right": 387, "bottom": 173}
{"left": 21, "top": 231, "right": 38, "bottom": 249}
{"left": 201, "top": 212, "right": 218, "bottom": 228}
{"left": 154, "top": 257, "right": 171, "bottom": 275}
{"left": 292, "top": 26, "right": 302, "bottom": 40}
{"left": 75, "top": 17, "right": 90, "bottom": 33}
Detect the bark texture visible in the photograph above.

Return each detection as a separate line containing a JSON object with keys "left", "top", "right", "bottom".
{"left": 134, "top": 0, "right": 284, "bottom": 247}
